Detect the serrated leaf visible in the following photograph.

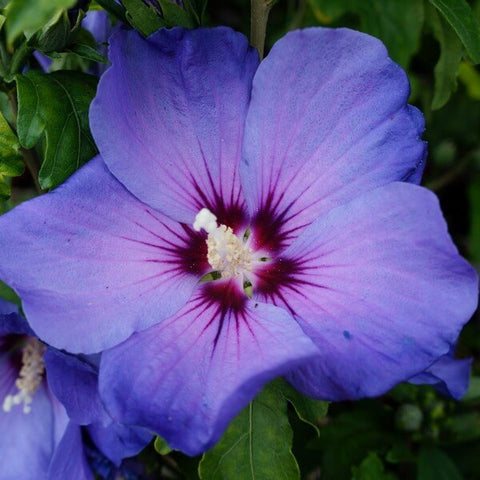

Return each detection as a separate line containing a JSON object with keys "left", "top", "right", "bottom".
{"left": 198, "top": 382, "right": 299, "bottom": 480}
{"left": 428, "top": 0, "right": 480, "bottom": 64}
{"left": 417, "top": 446, "right": 463, "bottom": 480}
{"left": 154, "top": 436, "right": 172, "bottom": 455}
{"left": 5, "top": 0, "right": 76, "bottom": 44}
{"left": 122, "top": 0, "right": 165, "bottom": 36}
{"left": 15, "top": 71, "right": 97, "bottom": 189}
{"left": 277, "top": 379, "right": 328, "bottom": 436}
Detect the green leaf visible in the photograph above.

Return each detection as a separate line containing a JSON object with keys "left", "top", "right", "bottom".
{"left": 354, "top": 0, "right": 424, "bottom": 67}
{"left": 154, "top": 436, "right": 172, "bottom": 456}
{"left": 0, "top": 279, "right": 21, "bottom": 305}
{"left": 352, "top": 452, "right": 396, "bottom": 480}
{"left": 428, "top": 4, "right": 464, "bottom": 110}
{"left": 198, "top": 382, "right": 300, "bottom": 480}
{"left": 458, "top": 62, "right": 480, "bottom": 99}
{"left": 428, "top": 0, "right": 480, "bottom": 64}
{"left": 5, "top": 0, "right": 76, "bottom": 44}
{"left": 68, "top": 43, "right": 108, "bottom": 63}
{"left": 468, "top": 175, "right": 480, "bottom": 264}
{"left": 307, "top": 0, "right": 423, "bottom": 67}
{"left": 158, "top": 0, "right": 197, "bottom": 27}
{"left": 417, "top": 446, "right": 463, "bottom": 480}
{"left": 311, "top": 401, "right": 397, "bottom": 480}
{"left": 16, "top": 71, "right": 97, "bottom": 189}
{"left": 0, "top": 110, "right": 24, "bottom": 198}
{"left": 122, "top": 0, "right": 164, "bottom": 36}
{"left": 462, "top": 375, "right": 480, "bottom": 404}
{"left": 307, "top": 0, "right": 349, "bottom": 23}
{"left": 277, "top": 379, "right": 328, "bottom": 436}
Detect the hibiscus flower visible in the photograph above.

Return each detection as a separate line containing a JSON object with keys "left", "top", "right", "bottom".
{"left": 0, "top": 27, "right": 476, "bottom": 455}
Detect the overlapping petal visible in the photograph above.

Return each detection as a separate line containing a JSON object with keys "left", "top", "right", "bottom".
{"left": 47, "top": 422, "right": 94, "bottom": 480}
{"left": 0, "top": 156, "right": 202, "bottom": 353}
{"left": 100, "top": 281, "right": 319, "bottom": 455}
{"left": 241, "top": 28, "right": 427, "bottom": 252}
{"left": 44, "top": 349, "right": 106, "bottom": 425}
{"left": 44, "top": 348, "right": 152, "bottom": 464}
{"left": 90, "top": 27, "right": 258, "bottom": 225}
{"left": 252, "top": 183, "right": 478, "bottom": 399}
{"left": 86, "top": 420, "right": 152, "bottom": 466}
{"left": 408, "top": 354, "right": 472, "bottom": 399}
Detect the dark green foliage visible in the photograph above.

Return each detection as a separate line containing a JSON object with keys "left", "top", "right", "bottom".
{"left": 16, "top": 71, "right": 97, "bottom": 189}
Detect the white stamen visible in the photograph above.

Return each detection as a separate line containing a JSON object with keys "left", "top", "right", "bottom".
{"left": 193, "top": 208, "right": 218, "bottom": 234}
{"left": 193, "top": 208, "right": 253, "bottom": 279}
{"left": 2, "top": 338, "right": 46, "bottom": 415}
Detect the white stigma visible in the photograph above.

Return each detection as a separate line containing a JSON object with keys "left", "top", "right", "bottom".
{"left": 193, "top": 208, "right": 252, "bottom": 279}
{"left": 3, "top": 338, "right": 46, "bottom": 415}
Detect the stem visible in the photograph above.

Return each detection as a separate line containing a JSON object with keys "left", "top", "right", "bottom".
{"left": 21, "top": 147, "right": 43, "bottom": 194}
{"left": 251, "top": 0, "right": 275, "bottom": 59}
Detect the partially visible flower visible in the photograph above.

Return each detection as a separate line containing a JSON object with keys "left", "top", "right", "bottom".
{"left": 0, "top": 27, "right": 477, "bottom": 455}
{"left": 0, "top": 300, "right": 151, "bottom": 479}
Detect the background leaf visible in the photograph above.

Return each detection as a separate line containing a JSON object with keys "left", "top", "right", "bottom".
{"left": 16, "top": 71, "right": 97, "bottom": 189}
{"left": 354, "top": 0, "right": 424, "bottom": 68}
{"left": 417, "top": 446, "right": 464, "bottom": 480}
{"left": 198, "top": 381, "right": 300, "bottom": 480}
{"left": 428, "top": 4, "right": 464, "bottom": 110}
{"left": 428, "top": 0, "right": 480, "bottom": 64}
{"left": 351, "top": 452, "right": 396, "bottom": 480}
{"left": 5, "top": 0, "right": 76, "bottom": 44}
{"left": 0, "top": 111, "right": 24, "bottom": 198}
{"left": 307, "top": 0, "right": 424, "bottom": 67}
{"left": 122, "top": 0, "right": 164, "bottom": 36}
{"left": 278, "top": 379, "right": 329, "bottom": 436}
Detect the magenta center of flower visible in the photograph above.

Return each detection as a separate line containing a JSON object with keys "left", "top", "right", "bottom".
{"left": 193, "top": 208, "right": 256, "bottom": 280}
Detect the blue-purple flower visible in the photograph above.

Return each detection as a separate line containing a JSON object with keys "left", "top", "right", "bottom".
{"left": 0, "top": 300, "right": 151, "bottom": 478}
{"left": 0, "top": 27, "right": 477, "bottom": 455}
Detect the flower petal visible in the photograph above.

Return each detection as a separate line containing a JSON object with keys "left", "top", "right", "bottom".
{"left": 90, "top": 27, "right": 258, "bottom": 225}
{"left": 48, "top": 422, "right": 94, "bottom": 480}
{"left": 0, "top": 156, "right": 200, "bottom": 353}
{"left": 408, "top": 355, "right": 472, "bottom": 400}
{"left": 99, "top": 281, "right": 319, "bottom": 455}
{"left": 87, "top": 420, "right": 152, "bottom": 466}
{"left": 241, "top": 28, "right": 427, "bottom": 252}
{"left": 254, "top": 182, "right": 478, "bottom": 400}
{"left": 0, "top": 378, "right": 56, "bottom": 479}
{"left": 44, "top": 349, "right": 105, "bottom": 425}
